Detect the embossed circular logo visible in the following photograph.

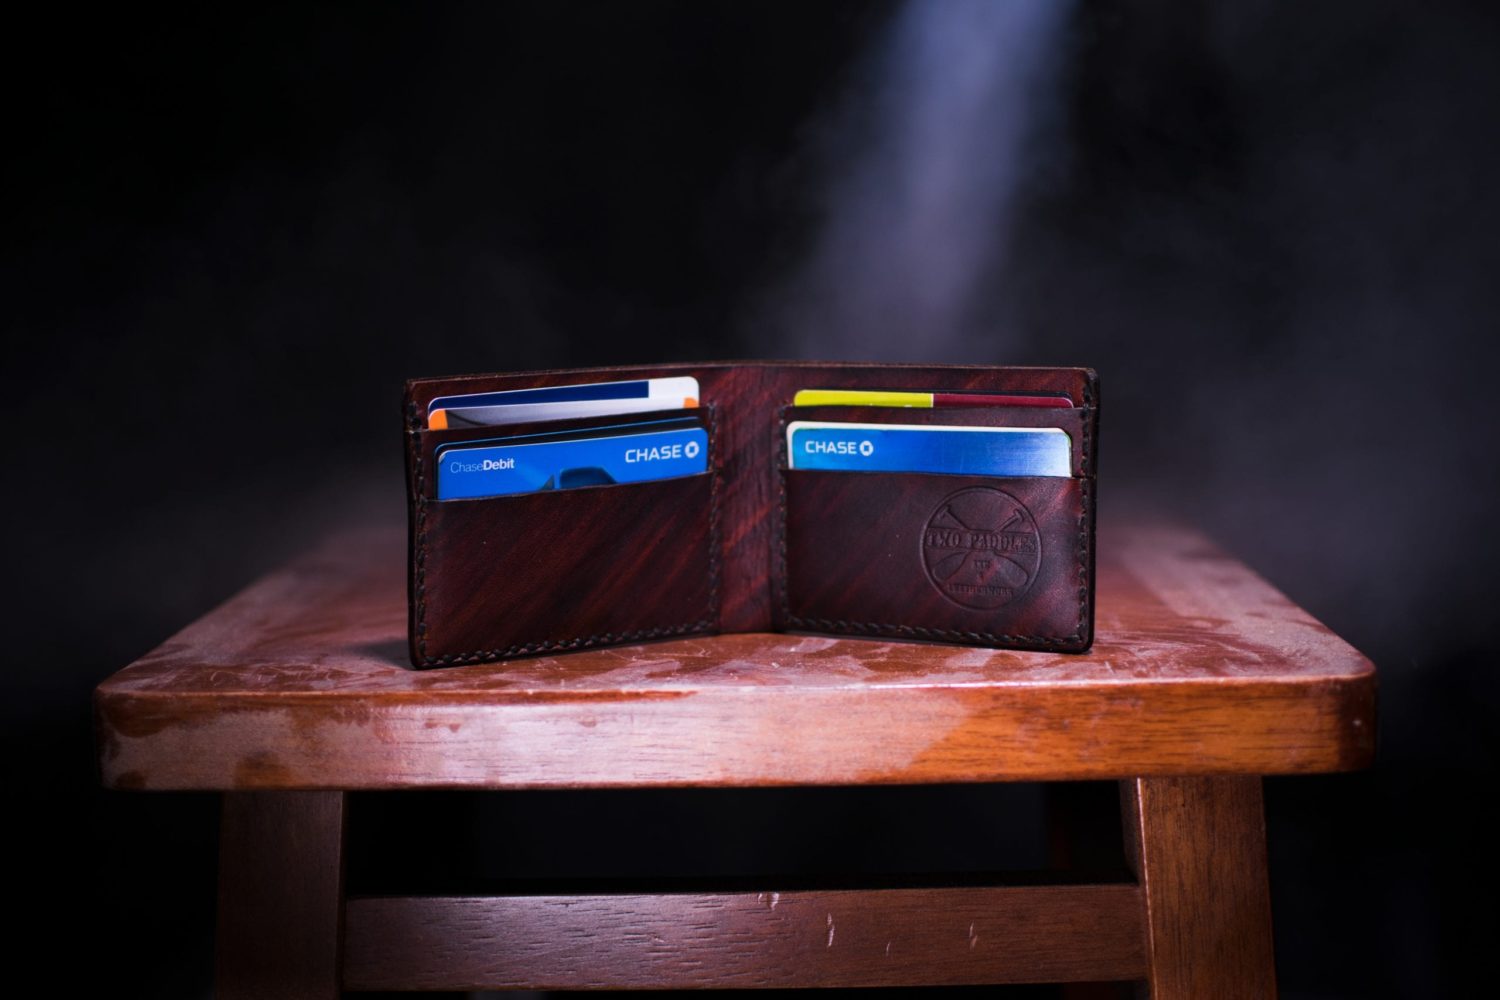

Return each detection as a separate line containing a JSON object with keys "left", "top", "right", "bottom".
{"left": 921, "top": 488, "right": 1041, "bottom": 609}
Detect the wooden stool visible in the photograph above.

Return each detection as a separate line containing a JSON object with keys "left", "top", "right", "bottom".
{"left": 94, "top": 520, "right": 1375, "bottom": 997}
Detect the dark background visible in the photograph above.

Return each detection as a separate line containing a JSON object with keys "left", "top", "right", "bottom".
{"left": 8, "top": 1, "right": 1498, "bottom": 996}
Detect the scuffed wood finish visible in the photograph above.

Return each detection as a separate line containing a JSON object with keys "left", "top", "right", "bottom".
{"left": 94, "top": 519, "right": 1376, "bottom": 790}
{"left": 342, "top": 885, "right": 1146, "bottom": 991}
{"left": 1123, "top": 777, "right": 1277, "bottom": 999}
{"left": 216, "top": 791, "right": 346, "bottom": 999}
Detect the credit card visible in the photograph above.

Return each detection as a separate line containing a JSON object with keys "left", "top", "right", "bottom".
{"left": 429, "top": 376, "right": 700, "bottom": 429}
{"left": 786, "top": 421, "right": 1071, "bottom": 477}
{"left": 435, "top": 395, "right": 699, "bottom": 429}
{"left": 793, "top": 389, "right": 1073, "bottom": 409}
{"left": 436, "top": 420, "right": 709, "bottom": 499}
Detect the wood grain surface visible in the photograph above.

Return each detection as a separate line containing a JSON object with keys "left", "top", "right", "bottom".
{"left": 342, "top": 885, "right": 1146, "bottom": 991}
{"left": 95, "top": 519, "right": 1375, "bottom": 790}
{"left": 215, "top": 791, "right": 346, "bottom": 999}
{"left": 1123, "top": 777, "right": 1278, "bottom": 999}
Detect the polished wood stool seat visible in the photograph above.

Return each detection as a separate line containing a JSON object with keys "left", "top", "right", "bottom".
{"left": 95, "top": 520, "right": 1375, "bottom": 997}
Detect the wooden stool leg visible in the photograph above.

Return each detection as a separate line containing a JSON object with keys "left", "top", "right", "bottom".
{"left": 1122, "top": 777, "right": 1277, "bottom": 999}
{"left": 215, "top": 791, "right": 347, "bottom": 1000}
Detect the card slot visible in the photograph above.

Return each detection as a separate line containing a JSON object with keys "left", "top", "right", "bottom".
{"left": 779, "top": 404, "right": 1093, "bottom": 479}
{"left": 405, "top": 364, "right": 716, "bottom": 430}
{"left": 780, "top": 369, "right": 1097, "bottom": 408}
{"left": 412, "top": 461, "right": 720, "bottom": 667}
{"left": 425, "top": 469, "right": 711, "bottom": 506}
{"left": 413, "top": 405, "right": 715, "bottom": 500}
{"left": 417, "top": 404, "right": 712, "bottom": 453}
{"left": 786, "top": 402, "right": 1092, "bottom": 424}
{"left": 773, "top": 468, "right": 1092, "bottom": 652}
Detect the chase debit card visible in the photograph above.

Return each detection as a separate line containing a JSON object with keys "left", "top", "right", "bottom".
{"left": 437, "top": 423, "right": 708, "bottom": 500}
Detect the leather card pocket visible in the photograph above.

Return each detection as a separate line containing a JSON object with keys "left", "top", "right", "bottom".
{"left": 409, "top": 409, "right": 721, "bottom": 666}
{"left": 775, "top": 470, "right": 1091, "bottom": 652}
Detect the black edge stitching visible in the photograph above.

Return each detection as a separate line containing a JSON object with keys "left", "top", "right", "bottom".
{"left": 705, "top": 404, "right": 722, "bottom": 629}
{"left": 780, "top": 616, "right": 1086, "bottom": 648}
{"left": 410, "top": 399, "right": 431, "bottom": 662}
{"left": 775, "top": 406, "right": 791, "bottom": 626}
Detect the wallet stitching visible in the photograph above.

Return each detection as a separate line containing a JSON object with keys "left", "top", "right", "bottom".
{"left": 414, "top": 405, "right": 721, "bottom": 667}
{"left": 704, "top": 403, "right": 724, "bottom": 630}
{"left": 405, "top": 399, "right": 432, "bottom": 662}
{"left": 776, "top": 399, "right": 1093, "bottom": 647}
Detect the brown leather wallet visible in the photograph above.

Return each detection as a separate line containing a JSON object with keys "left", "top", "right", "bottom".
{"left": 404, "top": 362, "right": 1098, "bottom": 667}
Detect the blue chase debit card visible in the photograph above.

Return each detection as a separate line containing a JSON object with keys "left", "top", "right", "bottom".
{"left": 786, "top": 421, "right": 1071, "bottom": 477}
{"left": 437, "top": 421, "right": 708, "bottom": 499}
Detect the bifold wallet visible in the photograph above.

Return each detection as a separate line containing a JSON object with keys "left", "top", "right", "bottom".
{"left": 404, "top": 362, "right": 1098, "bottom": 668}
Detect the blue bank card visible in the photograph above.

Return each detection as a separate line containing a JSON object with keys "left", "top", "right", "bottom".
{"left": 436, "top": 421, "right": 709, "bottom": 500}
{"left": 786, "top": 421, "right": 1071, "bottom": 477}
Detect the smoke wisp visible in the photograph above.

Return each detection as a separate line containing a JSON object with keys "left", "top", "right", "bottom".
{"left": 769, "top": 0, "right": 1075, "bottom": 360}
